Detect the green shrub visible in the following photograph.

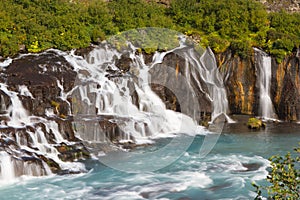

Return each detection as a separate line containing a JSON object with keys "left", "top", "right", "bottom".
{"left": 253, "top": 144, "right": 300, "bottom": 199}
{"left": 0, "top": 0, "right": 300, "bottom": 62}
{"left": 247, "top": 117, "right": 265, "bottom": 129}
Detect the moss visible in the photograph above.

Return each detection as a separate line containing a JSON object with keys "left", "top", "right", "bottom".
{"left": 50, "top": 100, "right": 60, "bottom": 108}
{"left": 247, "top": 117, "right": 266, "bottom": 129}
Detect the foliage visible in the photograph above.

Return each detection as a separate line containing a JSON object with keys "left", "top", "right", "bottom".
{"left": 0, "top": 0, "right": 300, "bottom": 62}
{"left": 108, "top": 28, "right": 182, "bottom": 54}
{"left": 168, "top": 0, "right": 269, "bottom": 58}
{"left": 247, "top": 117, "right": 265, "bottom": 129}
{"left": 253, "top": 144, "right": 300, "bottom": 199}
{"left": 266, "top": 11, "right": 300, "bottom": 62}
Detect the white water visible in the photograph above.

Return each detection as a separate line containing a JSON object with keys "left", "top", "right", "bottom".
{"left": 0, "top": 152, "right": 15, "bottom": 184}
{"left": 0, "top": 58, "right": 12, "bottom": 68}
{"left": 181, "top": 48, "right": 233, "bottom": 123}
{"left": 0, "top": 84, "right": 85, "bottom": 183}
{"left": 67, "top": 44, "right": 205, "bottom": 144}
{"left": 254, "top": 48, "right": 276, "bottom": 120}
{"left": 199, "top": 48, "right": 233, "bottom": 123}
{"left": 0, "top": 83, "right": 31, "bottom": 127}
{"left": 65, "top": 41, "right": 233, "bottom": 144}
{"left": 18, "top": 85, "right": 34, "bottom": 99}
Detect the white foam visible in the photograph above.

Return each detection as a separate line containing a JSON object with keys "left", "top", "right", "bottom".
{"left": 169, "top": 171, "right": 213, "bottom": 192}
{"left": 18, "top": 85, "right": 34, "bottom": 98}
{"left": 0, "top": 58, "right": 12, "bottom": 68}
{"left": 0, "top": 151, "right": 15, "bottom": 185}
{"left": 2, "top": 89, "right": 30, "bottom": 127}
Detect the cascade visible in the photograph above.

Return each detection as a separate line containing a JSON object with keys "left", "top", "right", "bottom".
{"left": 67, "top": 44, "right": 202, "bottom": 143}
{"left": 0, "top": 35, "right": 233, "bottom": 180}
{"left": 182, "top": 48, "right": 233, "bottom": 123}
{"left": 254, "top": 48, "right": 276, "bottom": 120}
{"left": 0, "top": 83, "right": 30, "bottom": 127}
{"left": 0, "top": 84, "right": 85, "bottom": 183}
{"left": 67, "top": 41, "right": 232, "bottom": 144}
{"left": 0, "top": 152, "right": 15, "bottom": 184}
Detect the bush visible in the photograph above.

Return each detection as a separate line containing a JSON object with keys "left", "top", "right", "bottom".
{"left": 253, "top": 144, "right": 300, "bottom": 199}
{"left": 0, "top": 0, "right": 300, "bottom": 62}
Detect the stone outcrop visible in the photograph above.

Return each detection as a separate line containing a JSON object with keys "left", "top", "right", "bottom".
{"left": 258, "top": 0, "right": 300, "bottom": 12}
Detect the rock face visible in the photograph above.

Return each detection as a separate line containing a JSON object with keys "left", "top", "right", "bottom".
{"left": 272, "top": 54, "right": 300, "bottom": 121}
{"left": 217, "top": 49, "right": 300, "bottom": 121}
{"left": 217, "top": 52, "right": 257, "bottom": 115}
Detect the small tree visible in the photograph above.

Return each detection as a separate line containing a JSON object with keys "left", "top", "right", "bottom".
{"left": 253, "top": 144, "right": 300, "bottom": 199}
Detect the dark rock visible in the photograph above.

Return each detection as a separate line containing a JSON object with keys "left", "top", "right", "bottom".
{"left": 272, "top": 55, "right": 300, "bottom": 121}
{"left": 56, "top": 142, "right": 90, "bottom": 162}
{"left": 6, "top": 50, "right": 76, "bottom": 117}
{"left": 115, "top": 53, "right": 132, "bottom": 72}
{"left": 218, "top": 50, "right": 257, "bottom": 115}
{"left": 74, "top": 46, "right": 96, "bottom": 58}
{"left": 241, "top": 163, "right": 262, "bottom": 172}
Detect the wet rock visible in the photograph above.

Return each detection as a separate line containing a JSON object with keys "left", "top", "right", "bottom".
{"left": 5, "top": 50, "right": 76, "bottom": 117}
{"left": 56, "top": 142, "right": 90, "bottom": 162}
{"left": 247, "top": 117, "right": 265, "bottom": 129}
{"left": 272, "top": 54, "right": 300, "bottom": 121}
{"left": 74, "top": 46, "right": 96, "bottom": 58}
{"left": 241, "top": 163, "right": 262, "bottom": 172}
{"left": 115, "top": 53, "right": 132, "bottom": 72}
{"left": 38, "top": 155, "right": 61, "bottom": 174}
{"left": 218, "top": 50, "right": 257, "bottom": 115}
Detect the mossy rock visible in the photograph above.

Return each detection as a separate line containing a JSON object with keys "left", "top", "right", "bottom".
{"left": 247, "top": 117, "right": 266, "bottom": 129}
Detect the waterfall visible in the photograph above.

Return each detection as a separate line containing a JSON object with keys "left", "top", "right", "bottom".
{"left": 66, "top": 41, "right": 233, "bottom": 144}
{"left": 0, "top": 83, "right": 85, "bottom": 183}
{"left": 0, "top": 84, "right": 30, "bottom": 127}
{"left": 184, "top": 48, "right": 233, "bottom": 123}
{"left": 254, "top": 48, "right": 276, "bottom": 120}
{"left": 0, "top": 152, "right": 15, "bottom": 184}
{"left": 0, "top": 34, "right": 233, "bottom": 179}
{"left": 67, "top": 44, "right": 203, "bottom": 143}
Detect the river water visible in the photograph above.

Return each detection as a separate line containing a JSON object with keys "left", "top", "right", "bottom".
{"left": 0, "top": 121, "right": 299, "bottom": 200}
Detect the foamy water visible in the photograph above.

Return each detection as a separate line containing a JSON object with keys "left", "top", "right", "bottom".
{"left": 1, "top": 129, "right": 299, "bottom": 200}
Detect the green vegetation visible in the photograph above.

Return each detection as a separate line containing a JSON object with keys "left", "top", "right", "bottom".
{"left": 247, "top": 117, "right": 265, "bottom": 129}
{"left": 253, "top": 144, "right": 300, "bottom": 199}
{"left": 0, "top": 0, "right": 300, "bottom": 62}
